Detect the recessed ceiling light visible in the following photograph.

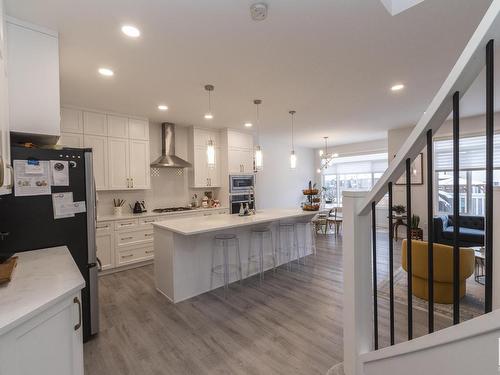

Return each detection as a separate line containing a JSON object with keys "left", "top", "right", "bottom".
{"left": 98, "top": 68, "right": 114, "bottom": 77}
{"left": 158, "top": 105, "right": 168, "bottom": 111}
{"left": 244, "top": 122, "right": 253, "bottom": 128}
{"left": 391, "top": 83, "right": 405, "bottom": 92}
{"left": 121, "top": 25, "right": 140, "bottom": 38}
{"left": 204, "top": 113, "right": 213, "bottom": 120}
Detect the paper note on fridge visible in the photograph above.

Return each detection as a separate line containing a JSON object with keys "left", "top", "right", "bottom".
{"left": 13, "top": 160, "right": 51, "bottom": 197}
{"left": 73, "top": 201, "right": 87, "bottom": 214}
{"left": 50, "top": 160, "right": 69, "bottom": 186}
{"left": 52, "top": 192, "right": 76, "bottom": 219}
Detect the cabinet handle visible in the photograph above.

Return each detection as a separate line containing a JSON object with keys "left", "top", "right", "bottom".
{"left": 120, "top": 223, "right": 134, "bottom": 227}
{"left": 96, "top": 225, "right": 109, "bottom": 229}
{"left": 143, "top": 219, "right": 155, "bottom": 223}
{"left": 121, "top": 236, "right": 133, "bottom": 240}
{"left": 131, "top": 178, "right": 134, "bottom": 188}
{"left": 5, "top": 164, "right": 13, "bottom": 189}
{"left": 121, "top": 254, "right": 134, "bottom": 259}
{"left": 74, "top": 297, "right": 82, "bottom": 331}
{"left": 145, "top": 233, "right": 153, "bottom": 237}
{"left": 145, "top": 250, "right": 154, "bottom": 254}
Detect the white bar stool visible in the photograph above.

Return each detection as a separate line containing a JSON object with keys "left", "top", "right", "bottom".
{"left": 210, "top": 234, "right": 242, "bottom": 297}
{"left": 247, "top": 227, "right": 276, "bottom": 283}
{"left": 294, "top": 222, "right": 316, "bottom": 264}
{"left": 277, "top": 223, "right": 300, "bottom": 271}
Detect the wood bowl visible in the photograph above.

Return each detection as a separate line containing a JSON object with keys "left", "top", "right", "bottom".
{"left": 303, "top": 189, "right": 319, "bottom": 195}
{"left": 303, "top": 204, "right": 320, "bottom": 211}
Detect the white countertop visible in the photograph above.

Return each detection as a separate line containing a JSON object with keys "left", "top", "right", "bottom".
{"left": 152, "top": 208, "right": 318, "bottom": 235}
{"left": 97, "top": 206, "right": 228, "bottom": 222}
{"left": 0, "top": 246, "right": 85, "bottom": 336}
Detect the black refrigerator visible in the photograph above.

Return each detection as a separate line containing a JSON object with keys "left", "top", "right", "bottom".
{"left": 0, "top": 145, "right": 99, "bottom": 342}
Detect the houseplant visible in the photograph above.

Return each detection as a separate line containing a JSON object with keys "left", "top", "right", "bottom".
{"left": 392, "top": 204, "right": 406, "bottom": 216}
{"left": 410, "top": 214, "right": 423, "bottom": 240}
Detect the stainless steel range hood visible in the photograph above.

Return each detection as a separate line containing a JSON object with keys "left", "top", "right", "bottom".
{"left": 150, "top": 123, "right": 192, "bottom": 168}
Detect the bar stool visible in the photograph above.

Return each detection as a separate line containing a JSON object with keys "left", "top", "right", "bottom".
{"left": 294, "top": 222, "right": 315, "bottom": 264}
{"left": 210, "top": 234, "right": 242, "bottom": 297}
{"left": 247, "top": 227, "right": 276, "bottom": 283}
{"left": 277, "top": 223, "right": 300, "bottom": 271}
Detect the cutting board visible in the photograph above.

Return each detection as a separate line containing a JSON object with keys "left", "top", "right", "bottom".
{"left": 0, "top": 256, "right": 18, "bottom": 285}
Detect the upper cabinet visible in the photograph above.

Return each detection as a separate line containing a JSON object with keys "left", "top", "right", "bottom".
{"left": 7, "top": 18, "right": 60, "bottom": 140}
{"left": 188, "top": 127, "right": 221, "bottom": 188}
{"left": 59, "top": 107, "right": 151, "bottom": 191}
{"left": 0, "top": 0, "right": 11, "bottom": 195}
{"left": 226, "top": 130, "right": 254, "bottom": 175}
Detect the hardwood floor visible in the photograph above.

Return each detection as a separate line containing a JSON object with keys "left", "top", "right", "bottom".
{"left": 84, "top": 229, "right": 485, "bottom": 374}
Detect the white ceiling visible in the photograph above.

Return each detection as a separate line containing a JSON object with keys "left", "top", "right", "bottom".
{"left": 4, "top": 0, "right": 495, "bottom": 148}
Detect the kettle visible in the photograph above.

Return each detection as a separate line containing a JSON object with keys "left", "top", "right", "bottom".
{"left": 130, "top": 201, "right": 146, "bottom": 214}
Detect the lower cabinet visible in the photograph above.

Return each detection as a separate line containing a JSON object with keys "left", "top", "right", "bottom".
{"left": 0, "top": 292, "right": 84, "bottom": 375}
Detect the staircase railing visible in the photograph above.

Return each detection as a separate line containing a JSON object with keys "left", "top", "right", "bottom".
{"left": 342, "top": 1, "right": 500, "bottom": 374}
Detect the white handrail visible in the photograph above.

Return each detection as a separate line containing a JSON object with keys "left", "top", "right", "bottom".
{"left": 358, "top": 0, "right": 500, "bottom": 216}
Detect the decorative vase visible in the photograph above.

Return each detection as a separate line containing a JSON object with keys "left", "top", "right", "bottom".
{"left": 410, "top": 228, "right": 423, "bottom": 240}
{"left": 113, "top": 206, "right": 122, "bottom": 216}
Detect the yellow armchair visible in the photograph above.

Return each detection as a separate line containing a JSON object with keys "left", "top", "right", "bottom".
{"left": 401, "top": 239, "right": 475, "bottom": 304}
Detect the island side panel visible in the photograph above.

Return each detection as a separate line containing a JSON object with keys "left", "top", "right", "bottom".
{"left": 154, "top": 227, "right": 175, "bottom": 302}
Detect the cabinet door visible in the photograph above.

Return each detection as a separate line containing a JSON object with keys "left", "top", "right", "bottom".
{"left": 83, "top": 111, "right": 107, "bottom": 136}
{"left": 193, "top": 147, "right": 209, "bottom": 187}
{"left": 59, "top": 132, "right": 84, "bottom": 148}
{"left": 84, "top": 135, "right": 108, "bottom": 190}
{"left": 107, "top": 115, "right": 128, "bottom": 139}
{"left": 60, "top": 108, "right": 83, "bottom": 134}
{"left": 108, "top": 137, "right": 129, "bottom": 189}
{"left": 129, "top": 118, "right": 149, "bottom": 140}
{"left": 129, "top": 139, "right": 150, "bottom": 189}
{"left": 241, "top": 149, "right": 254, "bottom": 173}
{"left": 228, "top": 148, "right": 242, "bottom": 174}
{"left": 96, "top": 233, "right": 114, "bottom": 270}
{"left": 228, "top": 131, "right": 253, "bottom": 150}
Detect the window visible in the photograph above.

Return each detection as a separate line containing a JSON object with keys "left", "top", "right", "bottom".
{"left": 434, "top": 135, "right": 500, "bottom": 216}
{"left": 321, "top": 153, "right": 388, "bottom": 205}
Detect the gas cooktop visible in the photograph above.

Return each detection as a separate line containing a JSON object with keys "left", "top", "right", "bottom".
{"left": 152, "top": 207, "right": 193, "bottom": 213}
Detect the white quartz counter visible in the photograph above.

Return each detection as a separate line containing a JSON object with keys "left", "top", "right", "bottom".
{"left": 97, "top": 206, "right": 228, "bottom": 222}
{"left": 153, "top": 208, "right": 318, "bottom": 235}
{"left": 0, "top": 246, "right": 85, "bottom": 335}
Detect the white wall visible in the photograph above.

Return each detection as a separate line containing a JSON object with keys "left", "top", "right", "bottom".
{"left": 255, "top": 136, "right": 316, "bottom": 209}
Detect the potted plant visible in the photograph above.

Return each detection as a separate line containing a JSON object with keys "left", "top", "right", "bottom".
{"left": 392, "top": 204, "right": 406, "bottom": 217}
{"left": 322, "top": 186, "right": 333, "bottom": 204}
{"left": 410, "top": 214, "right": 423, "bottom": 240}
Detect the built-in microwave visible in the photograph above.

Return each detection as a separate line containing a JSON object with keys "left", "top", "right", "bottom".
{"left": 229, "top": 174, "right": 255, "bottom": 194}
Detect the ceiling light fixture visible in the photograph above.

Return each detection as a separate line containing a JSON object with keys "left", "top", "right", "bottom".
{"left": 254, "top": 99, "right": 263, "bottom": 171}
{"left": 250, "top": 3, "right": 268, "bottom": 21}
{"left": 391, "top": 83, "right": 405, "bottom": 91}
{"left": 121, "top": 25, "right": 140, "bottom": 38}
{"left": 158, "top": 105, "right": 168, "bottom": 111}
{"left": 318, "top": 137, "right": 338, "bottom": 172}
{"left": 206, "top": 139, "right": 216, "bottom": 169}
{"left": 289, "top": 110, "right": 297, "bottom": 169}
{"left": 98, "top": 68, "right": 114, "bottom": 77}
{"left": 204, "top": 84, "right": 214, "bottom": 120}
{"left": 244, "top": 122, "right": 253, "bottom": 128}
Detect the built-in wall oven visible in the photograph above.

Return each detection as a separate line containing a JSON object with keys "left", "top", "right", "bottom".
{"left": 229, "top": 174, "right": 255, "bottom": 194}
{"left": 230, "top": 193, "right": 255, "bottom": 214}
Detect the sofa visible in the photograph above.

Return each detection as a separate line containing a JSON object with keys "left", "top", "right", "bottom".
{"left": 401, "top": 239, "right": 475, "bottom": 304}
{"left": 433, "top": 215, "right": 484, "bottom": 247}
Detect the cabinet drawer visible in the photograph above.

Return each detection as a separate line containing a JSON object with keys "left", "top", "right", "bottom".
{"left": 114, "top": 219, "right": 139, "bottom": 231}
{"left": 115, "top": 229, "right": 154, "bottom": 247}
{"left": 96, "top": 222, "right": 112, "bottom": 234}
{"left": 138, "top": 217, "right": 157, "bottom": 229}
{"left": 116, "top": 246, "right": 154, "bottom": 266}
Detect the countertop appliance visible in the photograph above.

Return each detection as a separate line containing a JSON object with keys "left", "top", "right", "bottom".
{"left": 229, "top": 174, "right": 255, "bottom": 194}
{"left": 152, "top": 206, "right": 193, "bottom": 213}
{"left": 0, "top": 145, "right": 99, "bottom": 342}
{"left": 131, "top": 200, "right": 146, "bottom": 214}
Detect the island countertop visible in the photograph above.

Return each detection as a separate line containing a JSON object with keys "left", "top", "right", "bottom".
{"left": 152, "top": 208, "right": 318, "bottom": 236}
{"left": 0, "top": 246, "right": 85, "bottom": 336}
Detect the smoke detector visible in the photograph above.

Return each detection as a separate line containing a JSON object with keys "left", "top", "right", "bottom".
{"left": 250, "top": 3, "right": 268, "bottom": 21}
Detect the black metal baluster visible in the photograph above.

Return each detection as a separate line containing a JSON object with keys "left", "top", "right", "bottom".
{"left": 427, "top": 129, "right": 434, "bottom": 333}
{"left": 388, "top": 182, "right": 395, "bottom": 345}
{"left": 406, "top": 158, "right": 413, "bottom": 340}
{"left": 453, "top": 91, "right": 460, "bottom": 325}
{"left": 485, "top": 39, "right": 494, "bottom": 314}
{"left": 372, "top": 201, "right": 379, "bottom": 350}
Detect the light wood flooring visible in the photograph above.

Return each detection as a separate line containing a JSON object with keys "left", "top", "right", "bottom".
{"left": 84, "top": 230, "right": 485, "bottom": 375}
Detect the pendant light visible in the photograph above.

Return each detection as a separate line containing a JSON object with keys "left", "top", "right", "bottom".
{"left": 207, "top": 139, "right": 215, "bottom": 169}
{"left": 204, "top": 84, "right": 214, "bottom": 119}
{"left": 289, "top": 110, "right": 297, "bottom": 169}
{"left": 254, "top": 99, "right": 263, "bottom": 171}
{"left": 318, "top": 136, "right": 339, "bottom": 172}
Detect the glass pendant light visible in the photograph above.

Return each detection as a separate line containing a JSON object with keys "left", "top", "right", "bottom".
{"left": 204, "top": 84, "right": 214, "bottom": 119}
{"left": 289, "top": 110, "right": 297, "bottom": 169}
{"left": 254, "top": 99, "right": 263, "bottom": 171}
{"left": 207, "top": 139, "right": 215, "bottom": 169}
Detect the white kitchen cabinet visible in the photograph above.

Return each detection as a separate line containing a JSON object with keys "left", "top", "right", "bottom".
{"left": 129, "top": 139, "right": 150, "bottom": 189}
{"left": 0, "top": 292, "right": 84, "bottom": 375}
{"left": 0, "top": 0, "right": 11, "bottom": 196}
{"left": 84, "top": 111, "right": 107, "bottom": 136}
{"left": 228, "top": 147, "right": 254, "bottom": 174}
{"left": 7, "top": 18, "right": 60, "bottom": 139}
{"left": 227, "top": 130, "right": 253, "bottom": 150}
{"left": 129, "top": 118, "right": 149, "bottom": 140}
{"left": 108, "top": 137, "right": 129, "bottom": 190}
{"left": 96, "top": 227, "right": 114, "bottom": 271}
{"left": 60, "top": 108, "right": 83, "bottom": 134}
{"left": 84, "top": 134, "right": 108, "bottom": 190}
{"left": 107, "top": 115, "right": 128, "bottom": 139}
{"left": 59, "top": 132, "right": 84, "bottom": 148}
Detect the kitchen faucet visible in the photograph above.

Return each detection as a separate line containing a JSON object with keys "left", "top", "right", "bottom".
{"left": 250, "top": 186, "right": 256, "bottom": 215}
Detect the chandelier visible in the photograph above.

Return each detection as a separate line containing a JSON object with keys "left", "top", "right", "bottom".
{"left": 317, "top": 137, "right": 338, "bottom": 172}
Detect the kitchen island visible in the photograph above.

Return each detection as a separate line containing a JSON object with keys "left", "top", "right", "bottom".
{"left": 153, "top": 209, "right": 318, "bottom": 302}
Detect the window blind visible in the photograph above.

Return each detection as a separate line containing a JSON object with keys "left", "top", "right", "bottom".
{"left": 434, "top": 135, "right": 500, "bottom": 171}
{"left": 323, "top": 153, "right": 388, "bottom": 174}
